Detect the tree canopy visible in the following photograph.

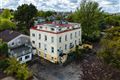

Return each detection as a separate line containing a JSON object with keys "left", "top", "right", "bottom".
{"left": 104, "top": 14, "right": 120, "bottom": 27}
{"left": 1, "top": 9, "right": 12, "bottom": 19}
{"left": 69, "top": 0, "right": 103, "bottom": 42}
{"left": 0, "top": 19, "right": 16, "bottom": 31}
{"left": 99, "top": 27, "right": 120, "bottom": 69}
{"left": 0, "top": 40, "right": 8, "bottom": 57}
{"left": 14, "top": 4, "right": 37, "bottom": 29}
{"left": 36, "top": 10, "right": 56, "bottom": 18}
{"left": 5, "top": 58, "right": 32, "bottom": 80}
{"left": 0, "top": 9, "right": 16, "bottom": 31}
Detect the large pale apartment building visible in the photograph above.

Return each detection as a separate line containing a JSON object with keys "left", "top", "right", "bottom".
{"left": 30, "top": 21, "right": 82, "bottom": 63}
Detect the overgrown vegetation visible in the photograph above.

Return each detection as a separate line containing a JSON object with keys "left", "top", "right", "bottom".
{"left": 5, "top": 58, "right": 32, "bottom": 80}
{"left": 0, "top": 40, "right": 8, "bottom": 57}
{"left": 68, "top": 0, "right": 103, "bottom": 42}
{"left": 0, "top": 9, "right": 16, "bottom": 31}
{"left": 0, "top": 59, "right": 9, "bottom": 71}
{"left": 99, "top": 27, "right": 120, "bottom": 69}
{"left": 81, "top": 54, "right": 120, "bottom": 80}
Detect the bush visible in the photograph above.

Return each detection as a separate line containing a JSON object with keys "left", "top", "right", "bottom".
{"left": 0, "top": 59, "right": 9, "bottom": 70}
{"left": 0, "top": 40, "right": 9, "bottom": 57}
{"left": 5, "top": 58, "right": 32, "bottom": 80}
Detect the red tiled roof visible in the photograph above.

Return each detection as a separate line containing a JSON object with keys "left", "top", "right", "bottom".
{"left": 30, "top": 26, "right": 79, "bottom": 34}
{"left": 30, "top": 22, "right": 78, "bottom": 34}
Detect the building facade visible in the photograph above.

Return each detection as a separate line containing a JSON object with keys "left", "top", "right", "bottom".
{"left": 0, "top": 30, "right": 33, "bottom": 63}
{"left": 30, "top": 21, "right": 82, "bottom": 63}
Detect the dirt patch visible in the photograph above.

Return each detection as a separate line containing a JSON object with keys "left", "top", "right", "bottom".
{"left": 80, "top": 53, "right": 120, "bottom": 80}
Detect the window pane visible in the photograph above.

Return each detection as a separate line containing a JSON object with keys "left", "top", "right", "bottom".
{"left": 75, "top": 32, "right": 77, "bottom": 37}
{"left": 59, "top": 37, "right": 62, "bottom": 43}
{"left": 79, "top": 31, "right": 80, "bottom": 36}
{"left": 39, "top": 43, "right": 41, "bottom": 48}
{"left": 65, "top": 35, "right": 67, "bottom": 41}
{"left": 45, "top": 35, "right": 47, "bottom": 41}
{"left": 51, "top": 47, "right": 54, "bottom": 53}
{"left": 44, "top": 44, "right": 47, "bottom": 50}
{"left": 51, "top": 37, "right": 54, "bottom": 43}
{"left": 65, "top": 44, "right": 67, "bottom": 50}
{"left": 32, "top": 33, "right": 35, "bottom": 37}
{"left": 70, "top": 33, "right": 72, "bottom": 39}
{"left": 19, "top": 57, "right": 22, "bottom": 61}
{"left": 39, "top": 34, "right": 41, "bottom": 39}
{"left": 32, "top": 41, "right": 35, "bottom": 44}
{"left": 25, "top": 55, "right": 29, "bottom": 59}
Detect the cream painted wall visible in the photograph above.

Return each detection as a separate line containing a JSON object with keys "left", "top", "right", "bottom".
{"left": 30, "top": 27, "right": 81, "bottom": 58}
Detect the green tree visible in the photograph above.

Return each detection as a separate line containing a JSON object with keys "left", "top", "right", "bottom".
{"left": 5, "top": 58, "right": 32, "bottom": 80}
{"left": 99, "top": 27, "right": 120, "bottom": 69}
{"left": 36, "top": 11, "right": 56, "bottom": 18}
{"left": 0, "top": 59, "right": 9, "bottom": 70}
{"left": 104, "top": 15, "right": 120, "bottom": 27}
{"left": 16, "top": 64, "right": 32, "bottom": 80}
{"left": 14, "top": 4, "right": 37, "bottom": 29}
{"left": 0, "top": 40, "right": 8, "bottom": 57}
{"left": 1, "top": 9, "right": 12, "bottom": 19}
{"left": 0, "top": 19, "right": 16, "bottom": 31}
{"left": 36, "top": 10, "right": 45, "bottom": 17}
{"left": 5, "top": 58, "right": 21, "bottom": 75}
{"left": 73, "top": 0, "right": 103, "bottom": 41}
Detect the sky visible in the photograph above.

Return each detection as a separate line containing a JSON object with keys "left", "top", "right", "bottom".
{"left": 0, "top": 0, "right": 120, "bottom": 13}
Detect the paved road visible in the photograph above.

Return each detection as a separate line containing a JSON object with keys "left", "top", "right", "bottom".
{"left": 29, "top": 57, "right": 82, "bottom": 80}
{"left": 1, "top": 76, "right": 15, "bottom": 80}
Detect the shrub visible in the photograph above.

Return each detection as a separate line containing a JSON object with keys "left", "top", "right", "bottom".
{"left": 0, "top": 59, "right": 9, "bottom": 70}
{"left": 5, "top": 58, "right": 32, "bottom": 80}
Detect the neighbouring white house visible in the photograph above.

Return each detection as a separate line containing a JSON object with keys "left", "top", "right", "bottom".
{"left": 30, "top": 20, "right": 82, "bottom": 63}
{"left": 0, "top": 30, "right": 33, "bottom": 63}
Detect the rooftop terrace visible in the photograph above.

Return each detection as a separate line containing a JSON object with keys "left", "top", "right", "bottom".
{"left": 31, "top": 21, "right": 81, "bottom": 34}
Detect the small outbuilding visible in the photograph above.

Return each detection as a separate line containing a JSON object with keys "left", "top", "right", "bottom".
{"left": 0, "top": 30, "right": 33, "bottom": 63}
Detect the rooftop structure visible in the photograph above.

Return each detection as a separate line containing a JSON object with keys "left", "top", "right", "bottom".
{"left": 32, "top": 21, "right": 81, "bottom": 34}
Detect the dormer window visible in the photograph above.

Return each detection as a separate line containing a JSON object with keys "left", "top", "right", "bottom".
{"left": 40, "top": 26, "right": 42, "bottom": 29}
{"left": 59, "top": 28, "right": 61, "bottom": 31}
{"left": 51, "top": 28, "right": 54, "bottom": 31}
